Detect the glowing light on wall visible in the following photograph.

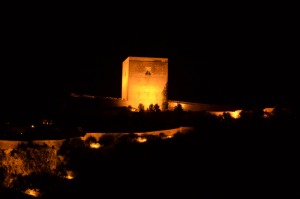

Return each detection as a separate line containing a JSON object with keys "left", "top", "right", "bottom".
{"left": 136, "top": 137, "right": 147, "bottom": 143}
{"left": 90, "top": 142, "right": 101, "bottom": 149}
{"left": 210, "top": 111, "right": 224, "bottom": 117}
{"left": 65, "top": 170, "right": 75, "bottom": 180}
{"left": 161, "top": 135, "right": 173, "bottom": 139}
{"left": 263, "top": 107, "right": 274, "bottom": 118}
{"left": 229, "top": 110, "right": 242, "bottom": 119}
{"left": 210, "top": 110, "right": 242, "bottom": 119}
{"left": 42, "top": 119, "right": 53, "bottom": 125}
{"left": 24, "top": 188, "right": 41, "bottom": 197}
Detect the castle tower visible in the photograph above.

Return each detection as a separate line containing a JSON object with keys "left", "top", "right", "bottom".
{"left": 122, "top": 56, "right": 168, "bottom": 110}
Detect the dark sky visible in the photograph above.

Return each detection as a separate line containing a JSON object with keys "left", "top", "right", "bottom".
{"left": 1, "top": 7, "right": 298, "bottom": 115}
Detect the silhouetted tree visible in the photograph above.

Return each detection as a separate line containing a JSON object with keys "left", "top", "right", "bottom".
{"left": 174, "top": 103, "right": 183, "bottom": 113}
{"left": 84, "top": 136, "right": 98, "bottom": 147}
{"left": 222, "top": 112, "right": 233, "bottom": 123}
{"left": 99, "top": 134, "right": 117, "bottom": 147}
{"left": 162, "top": 101, "right": 168, "bottom": 111}
{"left": 127, "top": 105, "right": 134, "bottom": 111}
{"left": 154, "top": 104, "right": 161, "bottom": 112}
{"left": 57, "top": 138, "right": 86, "bottom": 172}
{"left": 147, "top": 104, "right": 155, "bottom": 112}
{"left": 138, "top": 103, "right": 145, "bottom": 113}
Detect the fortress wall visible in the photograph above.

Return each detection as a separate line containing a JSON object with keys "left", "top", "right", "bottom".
{"left": 0, "top": 127, "right": 194, "bottom": 150}
{"left": 82, "top": 126, "right": 194, "bottom": 141}
{"left": 135, "top": 126, "right": 194, "bottom": 136}
{"left": 105, "top": 97, "right": 128, "bottom": 107}
{"left": 168, "top": 100, "right": 239, "bottom": 112}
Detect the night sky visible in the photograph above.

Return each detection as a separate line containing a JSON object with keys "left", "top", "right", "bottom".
{"left": 1, "top": 7, "right": 298, "bottom": 116}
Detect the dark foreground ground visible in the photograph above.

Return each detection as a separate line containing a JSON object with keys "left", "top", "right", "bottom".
{"left": 1, "top": 107, "right": 299, "bottom": 198}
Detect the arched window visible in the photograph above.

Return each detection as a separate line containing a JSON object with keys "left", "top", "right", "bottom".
{"left": 145, "top": 66, "right": 151, "bottom": 75}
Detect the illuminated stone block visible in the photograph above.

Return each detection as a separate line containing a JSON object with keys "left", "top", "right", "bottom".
{"left": 122, "top": 56, "right": 168, "bottom": 110}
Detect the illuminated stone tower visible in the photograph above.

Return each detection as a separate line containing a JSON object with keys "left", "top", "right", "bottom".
{"left": 122, "top": 56, "right": 168, "bottom": 110}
